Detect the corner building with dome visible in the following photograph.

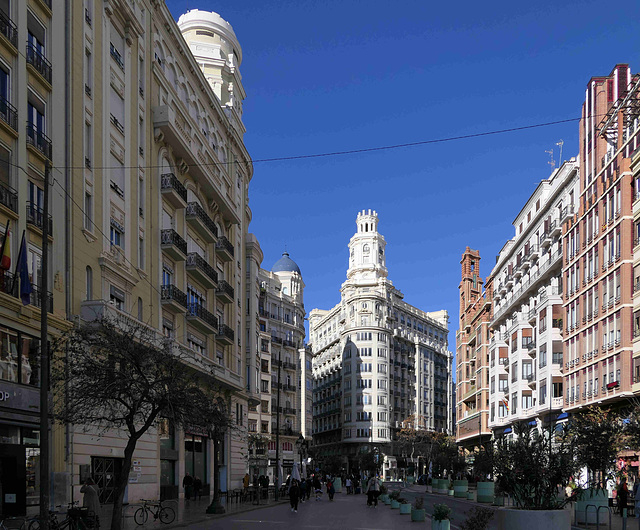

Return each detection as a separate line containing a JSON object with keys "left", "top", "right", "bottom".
{"left": 309, "top": 210, "right": 452, "bottom": 478}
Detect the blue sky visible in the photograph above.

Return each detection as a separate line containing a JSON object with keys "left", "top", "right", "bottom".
{"left": 166, "top": 0, "right": 640, "bottom": 355}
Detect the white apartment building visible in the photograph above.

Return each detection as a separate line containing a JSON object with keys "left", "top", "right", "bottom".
{"left": 244, "top": 250, "right": 307, "bottom": 482}
{"left": 489, "top": 160, "right": 579, "bottom": 436}
{"left": 310, "top": 210, "right": 451, "bottom": 476}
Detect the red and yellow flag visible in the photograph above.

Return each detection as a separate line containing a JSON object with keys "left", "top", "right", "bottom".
{"left": 0, "top": 220, "right": 10, "bottom": 270}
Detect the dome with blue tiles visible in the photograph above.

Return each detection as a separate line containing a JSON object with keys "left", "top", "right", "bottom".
{"left": 272, "top": 251, "right": 301, "bottom": 275}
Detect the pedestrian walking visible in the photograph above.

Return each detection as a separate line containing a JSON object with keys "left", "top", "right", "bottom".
{"left": 299, "top": 478, "right": 307, "bottom": 503}
{"left": 243, "top": 473, "right": 250, "bottom": 493}
{"left": 193, "top": 476, "right": 202, "bottom": 500}
{"left": 81, "top": 478, "right": 101, "bottom": 527}
{"left": 313, "top": 476, "right": 322, "bottom": 501}
{"left": 366, "top": 474, "right": 380, "bottom": 507}
{"left": 326, "top": 478, "right": 335, "bottom": 501}
{"left": 182, "top": 472, "right": 193, "bottom": 500}
{"left": 618, "top": 477, "right": 629, "bottom": 515}
{"left": 289, "top": 479, "right": 300, "bottom": 513}
{"left": 633, "top": 480, "right": 640, "bottom": 518}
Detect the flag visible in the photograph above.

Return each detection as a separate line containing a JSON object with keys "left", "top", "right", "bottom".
{"left": 0, "top": 219, "right": 10, "bottom": 270}
{"left": 16, "top": 232, "right": 31, "bottom": 306}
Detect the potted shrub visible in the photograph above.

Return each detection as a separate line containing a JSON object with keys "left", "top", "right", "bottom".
{"left": 411, "top": 497, "right": 426, "bottom": 522}
{"left": 399, "top": 498, "right": 412, "bottom": 514}
{"left": 493, "top": 422, "right": 578, "bottom": 528}
{"left": 474, "top": 444, "right": 495, "bottom": 504}
{"left": 459, "top": 506, "right": 494, "bottom": 530}
{"left": 570, "top": 406, "right": 623, "bottom": 524}
{"left": 378, "top": 483, "right": 389, "bottom": 503}
{"left": 431, "top": 503, "right": 451, "bottom": 530}
{"left": 389, "top": 490, "right": 401, "bottom": 509}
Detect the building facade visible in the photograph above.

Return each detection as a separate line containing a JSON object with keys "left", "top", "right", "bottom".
{"left": 487, "top": 160, "right": 579, "bottom": 438}
{"left": 455, "top": 248, "right": 492, "bottom": 451}
{"left": 310, "top": 210, "right": 451, "bottom": 477}
{"left": 0, "top": 0, "right": 73, "bottom": 517}
{"left": 563, "top": 65, "right": 639, "bottom": 413}
{"left": 67, "top": 3, "right": 252, "bottom": 504}
{"left": 244, "top": 251, "right": 307, "bottom": 483}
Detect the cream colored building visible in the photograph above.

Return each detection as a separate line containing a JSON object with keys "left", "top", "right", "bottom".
{"left": 67, "top": 3, "right": 252, "bottom": 503}
{"left": 310, "top": 210, "right": 451, "bottom": 477}
{"left": 0, "top": 0, "right": 73, "bottom": 517}
{"left": 488, "top": 160, "right": 579, "bottom": 436}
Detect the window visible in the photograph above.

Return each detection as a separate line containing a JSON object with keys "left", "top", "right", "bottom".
{"left": 85, "top": 266, "right": 92, "bottom": 300}
{"left": 110, "top": 220, "right": 123, "bottom": 248}
{"left": 137, "top": 297, "right": 143, "bottom": 320}
{"left": 109, "top": 285, "right": 124, "bottom": 310}
{"left": 84, "top": 191, "right": 93, "bottom": 230}
{"left": 162, "top": 317, "right": 174, "bottom": 339}
{"left": 162, "top": 264, "right": 173, "bottom": 286}
{"left": 261, "top": 380, "right": 269, "bottom": 393}
{"left": 138, "top": 236, "right": 144, "bottom": 269}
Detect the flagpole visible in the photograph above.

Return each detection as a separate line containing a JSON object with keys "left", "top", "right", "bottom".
{"left": 39, "top": 161, "right": 50, "bottom": 530}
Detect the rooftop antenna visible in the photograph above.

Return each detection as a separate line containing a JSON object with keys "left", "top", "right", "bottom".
{"left": 546, "top": 149, "right": 555, "bottom": 169}
{"left": 556, "top": 139, "right": 564, "bottom": 166}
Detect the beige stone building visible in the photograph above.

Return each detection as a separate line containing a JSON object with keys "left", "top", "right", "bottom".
{"left": 67, "top": 3, "right": 252, "bottom": 502}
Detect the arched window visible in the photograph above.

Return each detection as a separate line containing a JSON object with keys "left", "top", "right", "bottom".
{"left": 85, "top": 266, "right": 92, "bottom": 300}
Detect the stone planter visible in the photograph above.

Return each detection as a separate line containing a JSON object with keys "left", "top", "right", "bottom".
{"left": 384, "top": 496, "right": 392, "bottom": 505}
{"left": 379, "top": 494, "right": 389, "bottom": 503}
{"left": 411, "top": 508, "right": 426, "bottom": 522}
{"left": 575, "top": 488, "right": 608, "bottom": 525}
{"left": 431, "top": 520, "right": 451, "bottom": 530}
{"left": 391, "top": 500, "right": 400, "bottom": 509}
{"left": 477, "top": 481, "right": 495, "bottom": 504}
{"left": 467, "top": 491, "right": 475, "bottom": 501}
{"left": 453, "top": 479, "right": 468, "bottom": 498}
{"left": 400, "top": 503, "right": 412, "bottom": 514}
{"left": 448, "top": 489, "right": 454, "bottom": 496}
{"left": 333, "top": 477, "right": 342, "bottom": 493}
{"left": 496, "top": 508, "right": 571, "bottom": 530}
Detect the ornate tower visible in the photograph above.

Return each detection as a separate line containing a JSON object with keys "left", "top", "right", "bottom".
{"left": 346, "top": 209, "right": 388, "bottom": 283}
{"left": 459, "top": 247, "right": 482, "bottom": 319}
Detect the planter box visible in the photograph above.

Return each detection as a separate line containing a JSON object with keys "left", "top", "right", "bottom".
{"left": 391, "top": 500, "right": 400, "bottom": 509}
{"left": 448, "top": 489, "right": 454, "bottom": 496}
{"left": 494, "top": 496, "right": 505, "bottom": 506}
{"left": 411, "top": 508, "right": 426, "bottom": 522}
{"left": 400, "top": 503, "right": 412, "bottom": 514}
{"left": 467, "top": 491, "right": 475, "bottom": 501}
{"left": 379, "top": 494, "right": 389, "bottom": 503}
{"left": 453, "top": 480, "right": 468, "bottom": 498}
{"left": 333, "top": 477, "right": 342, "bottom": 493}
{"left": 575, "top": 488, "right": 608, "bottom": 525}
{"left": 477, "top": 481, "right": 495, "bottom": 504}
{"left": 384, "top": 496, "right": 392, "bottom": 505}
{"left": 431, "top": 520, "right": 451, "bottom": 530}
{"left": 496, "top": 508, "right": 571, "bottom": 530}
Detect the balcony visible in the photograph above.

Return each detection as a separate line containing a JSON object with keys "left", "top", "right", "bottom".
{"left": 26, "top": 44, "right": 52, "bottom": 86}
{"left": 29, "top": 284, "right": 53, "bottom": 313}
{"left": 216, "top": 279, "right": 234, "bottom": 304}
{"left": 186, "top": 253, "right": 217, "bottom": 289}
{"left": 186, "top": 302, "right": 218, "bottom": 334}
{"left": 186, "top": 202, "right": 217, "bottom": 243}
{"left": 527, "top": 308, "right": 537, "bottom": 323}
{"left": 0, "top": 182, "right": 17, "bottom": 215}
{"left": 0, "top": 10, "right": 17, "bottom": 50}
{"left": 217, "top": 323, "right": 234, "bottom": 345}
{"left": 160, "top": 229, "right": 187, "bottom": 261}
{"left": 215, "top": 236, "right": 234, "bottom": 262}
{"left": 529, "top": 244, "right": 540, "bottom": 262}
{"left": 26, "top": 202, "right": 53, "bottom": 235}
{"left": 526, "top": 373, "right": 536, "bottom": 386}
{"left": 160, "top": 284, "right": 187, "bottom": 313}
{"left": 550, "top": 219, "right": 562, "bottom": 236}
{"left": 160, "top": 173, "right": 187, "bottom": 208}
{"left": 505, "top": 274, "right": 514, "bottom": 288}
{"left": 26, "top": 124, "right": 52, "bottom": 161}
{"left": 540, "top": 227, "right": 553, "bottom": 248}
{"left": 0, "top": 96, "right": 17, "bottom": 134}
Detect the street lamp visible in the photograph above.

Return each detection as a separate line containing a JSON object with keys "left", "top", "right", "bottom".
{"left": 373, "top": 446, "right": 380, "bottom": 475}
{"left": 296, "top": 433, "right": 308, "bottom": 470}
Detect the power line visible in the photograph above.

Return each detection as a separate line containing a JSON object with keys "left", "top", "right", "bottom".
{"left": 42, "top": 115, "right": 587, "bottom": 173}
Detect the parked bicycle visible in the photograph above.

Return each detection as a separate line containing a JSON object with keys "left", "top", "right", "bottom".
{"left": 28, "top": 502, "right": 97, "bottom": 530}
{"left": 0, "top": 517, "right": 26, "bottom": 530}
{"left": 133, "top": 500, "right": 175, "bottom": 525}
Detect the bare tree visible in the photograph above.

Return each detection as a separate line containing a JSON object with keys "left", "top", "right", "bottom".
{"left": 52, "top": 317, "right": 220, "bottom": 530}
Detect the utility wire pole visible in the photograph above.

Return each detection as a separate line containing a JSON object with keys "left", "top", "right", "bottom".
{"left": 39, "top": 161, "right": 50, "bottom": 530}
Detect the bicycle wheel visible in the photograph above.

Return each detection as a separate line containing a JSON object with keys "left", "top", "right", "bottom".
{"left": 28, "top": 519, "right": 40, "bottom": 530}
{"left": 158, "top": 508, "right": 174, "bottom": 525}
{"left": 133, "top": 508, "right": 148, "bottom": 526}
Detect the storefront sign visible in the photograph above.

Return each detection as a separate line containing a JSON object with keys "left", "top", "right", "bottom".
{"left": 5, "top": 494, "right": 16, "bottom": 503}
{"left": 0, "top": 383, "right": 39, "bottom": 412}
{"left": 0, "top": 391, "right": 10, "bottom": 401}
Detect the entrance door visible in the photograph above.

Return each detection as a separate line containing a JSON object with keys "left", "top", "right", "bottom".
{"left": 0, "top": 446, "right": 26, "bottom": 515}
{"left": 91, "top": 457, "right": 123, "bottom": 505}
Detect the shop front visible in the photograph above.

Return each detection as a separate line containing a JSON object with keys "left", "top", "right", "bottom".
{"left": 0, "top": 327, "right": 42, "bottom": 516}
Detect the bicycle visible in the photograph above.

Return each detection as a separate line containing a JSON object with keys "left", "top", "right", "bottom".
{"left": 0, "top": 517, "right": 26, "bottom": 530}
{"left": 29, "top": 503, "right": 96, "bottom": 530}
{"left": 133, "top": 499, "right": 175, "bottom": 525}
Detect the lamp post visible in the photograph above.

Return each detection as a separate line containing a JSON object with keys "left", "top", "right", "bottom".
{"left": 296, "top": 433, "right": 308, "bottom": 474}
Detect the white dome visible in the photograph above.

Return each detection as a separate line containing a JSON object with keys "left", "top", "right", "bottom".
{"left": 177, "top": 9, "right": 242, "bottom": 64}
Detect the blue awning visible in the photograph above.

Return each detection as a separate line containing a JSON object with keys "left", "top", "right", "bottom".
{"left": 528, "top": 420, "right": 536, "bottom": 426}
{"left": 503, "top": 428, "right": 512, "bottom": 434}
{"left": 557, "top": 413, "right": 568, "bottom": 420}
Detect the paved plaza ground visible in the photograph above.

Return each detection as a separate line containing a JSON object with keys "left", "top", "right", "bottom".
{"left": 95, "top": 483, "right": 640, "bottom": 530}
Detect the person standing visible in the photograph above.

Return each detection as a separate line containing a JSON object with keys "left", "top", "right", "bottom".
{"left": 633, "top": 480, "right": 640, "bottom": 519}
{"left": 182, "top": 472, "right": 193, "bottom": 500}
{"left": 81, "top": 478, "right": 101, "bottom": 527}
{"left": 289, "top": 479, "right": 300, "bottom": 513}
{"left": 366, "top": 475, "right": 380, "bottom": 507}
{"left": 618, "top": 477, "right": 629, "bottom": 515}
{"left": 299, "top": 478, "right": 307, "bottom": 503}
{"left": 193, "top": 476, "right": 202, "bottom": 500}
{"left": 313, "top": 475, "right": 322, "bottom": 501}
{"left": 243, "top": 473, "right": 250, "bottom": 493}
{"left": 345, "top": 476, "right": 352, "bottom": 495}
{"left": 326, "top": 478, "right": 335, "bottom": 501}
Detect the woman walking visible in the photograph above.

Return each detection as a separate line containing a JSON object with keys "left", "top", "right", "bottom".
{"left": 289, "top": 479, "right": 300, "bottom": 513}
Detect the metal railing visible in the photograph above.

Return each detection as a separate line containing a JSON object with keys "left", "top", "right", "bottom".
{"left": 0, "top": 95, "right": 17, "bottom": 132}
{"left": 186, "top": 302, "right": 218, "bottom": 328}
{"left": 187, "top": 202, "right": 218, "bottom": 238}
{"left": 0, "top": 182, "right": 17, "bottom": 213}
{"left": 26, "top": 43, "right": 52, "bottom": 84}
{"left": 26, "top": 201, "right": 53, "bottom": 234}
{"left": 186, "top": 252, "right": 218, "bottom": 284}
{"left": 218, "top": 323, "right": 234, "bottom": 342}
{"left": 160, "top": 229, "right": 187, "bottom": 255}
{"left": 26, "top": 123, "right": 52, "bottom": 160}
{"left": 0, "top": 10, "right": 17, "bottom": 48}
{"left": 216, "top": 235, "right": 234, "bottom": 257}
{"left": 160, "top": 173, "right": 187, "bottom": 203}
{"left": 161, "top": 284, "right": 187, "bottom": 308}
{"left": 217, "top": 279, "right": 234, "bottom": 300}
